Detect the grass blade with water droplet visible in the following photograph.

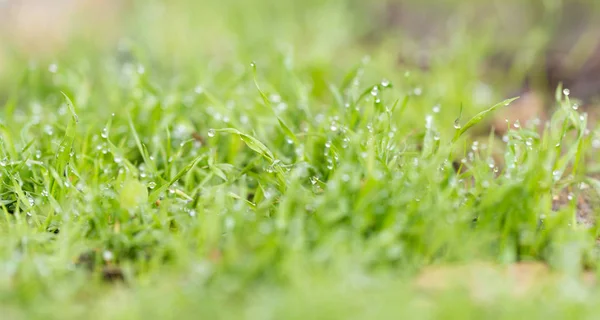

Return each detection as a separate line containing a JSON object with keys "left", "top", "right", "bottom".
{"left": 51, "top": 92, "right": 78, "bottom": 194}
{"left": 215, "top": 128, "right": 274, "bottom": 162}
{"left": 148, "top": 155, "right": 205, "bottom": 203}
{"left": 452, "top": 97, "right": 519, "bottom": 143}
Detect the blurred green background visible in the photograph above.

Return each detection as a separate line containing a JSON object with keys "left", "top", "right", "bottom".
{"left": 1, "top": 0, "right": 599, "bottom": 124}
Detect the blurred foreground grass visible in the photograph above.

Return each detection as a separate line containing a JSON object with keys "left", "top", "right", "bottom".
{"left": 1, "top": 0, "right": 600, "bottom": 319}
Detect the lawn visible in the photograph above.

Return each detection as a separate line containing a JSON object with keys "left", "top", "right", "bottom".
{"left": 1, "top": 0, "right": 600, "bottom": 319}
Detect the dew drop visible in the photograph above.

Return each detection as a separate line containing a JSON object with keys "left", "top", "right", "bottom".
{"left": 207, "top": 129, "right": 215, "bottom": 137}
{"left": 381, "top": 79, "right": 390, "bottom": 87}
{"left": 413, "top": 87, "right": 422, "bottom": 96}
{"left": 101, "top": 128, "right": 109, "bottom": 139}
{"left": 525, "top": 138, "right": 533, "bottom": 147}
{"left": 0, "top": 157, "right": 7, "bottom": 166}
{"left": 572, "top": 104, "right": 579, "bottom": 110}
{"left": 432, "top": 104, "right": 441, "bottom": 113}
{"left": 48, "top": 63, "right": 58, "bottom": 73}
{"left": 103, "top": 250, "right": 114, "bottom": 262}
{"left": 44, "top": 125, "right": 54, "bottom": 136}
{"left": 453, "top": 120, "right": 461, "bottom": 129}
{"left": 370, "top": 86, "right": 379, "bottom": 96}
{"left": 513, "top": 120, "right": 521, "bottom": 129}
{"left": 553, "top": 170, "right": 562, "bottom": 181}
{"left": 148, "top": 181, "right": 156, "bottom": 189}
{"left": 563, "top": 88, "right": 570, "bottom": 96}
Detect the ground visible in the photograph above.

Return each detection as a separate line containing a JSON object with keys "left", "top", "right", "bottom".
{"left": 1, "top": 0, "right": 600, "bottom": 319}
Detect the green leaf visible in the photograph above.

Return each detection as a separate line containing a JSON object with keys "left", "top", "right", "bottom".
{"left": 128, "top": 115, "right": 157, "bottom": 173}
{"left": 452, "top": 97, "right": 519, "bottom": 142}
{"left": 148, "top": 155, "right": 204, "bottom": 203}
{"left": 277, "top": 117, "right": 298, "bottom": 144}
{"left": 215, "top": 128, "right": 274, "bottom": 161}
{"left": 120, "top": 178, "right": 148, "bottom": 210}
{"left": 52, "top": 92, "right": 79, "bottom": 194}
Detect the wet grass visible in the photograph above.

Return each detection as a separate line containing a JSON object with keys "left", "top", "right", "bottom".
{"left": 1, "top": 0, "right": 600, "bottom": 319}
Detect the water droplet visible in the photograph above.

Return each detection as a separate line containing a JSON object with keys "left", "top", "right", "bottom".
{"left": 48, "top": 63, "right": 58, "bottom": 73}
{"left": 471, "top": 141, "right": 479, "bottom": 151}
{"left": 432, "top": 104, "right": 441, "bottom": 113}
{"left": 148, "top": 181, "right": 156, "bottom": 189}
{"left": 592, "top": 139, "right": 600, "bottom": 149}
{"left": 250, "top": 62, "right": 256, "bottom": 68}
{"left": 381, "top": 79, "right": 390, "bottom": 87}
{"left": 342, "top": 137, "right": 350, "bottom": 148}
{"left": 114, "top": 155, "right": 122, "bottom": 164}
{"left": 341, "top": 174, "right": 350, "bottom": 182}
{"left": 101, "top": 128, "right": 108, "bottom": 139}
{"left": 513, "top": 120, "right": 521, "bottom": 129}
{"left": 563, "top": 88, "right": 570, "bottom": 96}
{"left": 0, "top": 157, "right": 7, "bottom": 166}
{"left": 137, "top": 65, "right": 145, "bottom": 74}
{"left": 370, "top": 86, "right": 379, "bottom": 96}
{"left": 111, "top": 113, "right": 115, "bottom": 117}
{"left": 526, "top": 138, "right": 533, "bottom": 147}
{"left": 553, "top": 170, "right": 562, "bottom": 181}
{"left": 453, "top": 120, "right": 461, "bottom": 129}
{"left": 324, "top": 140, "right": 331, "bottom": 148}
{"left": 327, "top": 160, "right": 334, "bottom": 170}
{"left": 310, "top": 176, "right": 318, "bottom": 185}
{"left": 44, "top": 125, "right": 54, "bottom": 136}
{"left": 103, "top": 250, "right": 114, "bottom": 262}
{"left": 425, "top": 115, "right": 433, "bottom": 129}
{"left": 572, "top": 104, "right": 579, "bottom": 110}
{"left": 207, "top": 129, "right": 215, "bottom": 137}
{"left": 41, "top": 189, "right": 49, "bottom": 197}
{"left": 330, "top": 123, "right": 338, "bottom": 132}
{"left": 567, "top": 193, "right": 574, "bottom": 201}
{"left": 413, "top": 87, "right": 422, "bottom": 96}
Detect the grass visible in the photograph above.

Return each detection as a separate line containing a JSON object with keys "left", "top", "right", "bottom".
{"left": 1, "top": 0, "right": 600, "bottom": 318}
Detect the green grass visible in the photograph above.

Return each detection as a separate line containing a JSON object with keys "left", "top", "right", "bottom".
{"left": 1, "top": 0, "right": 600, "bottom": 318}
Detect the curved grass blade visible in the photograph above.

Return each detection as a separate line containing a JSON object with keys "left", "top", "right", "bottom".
{"left": 452, "top": 97, "right": 519, "bottom": 143}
